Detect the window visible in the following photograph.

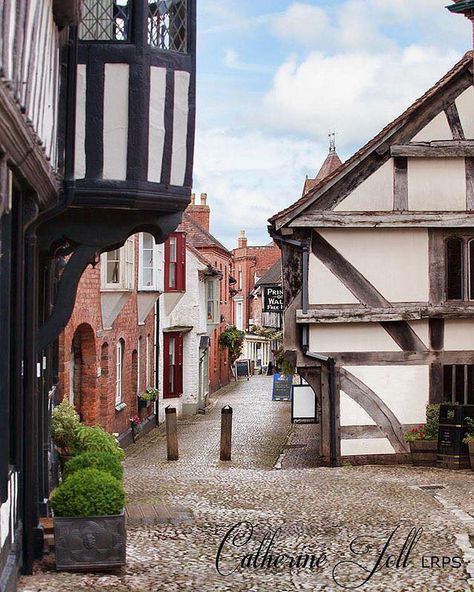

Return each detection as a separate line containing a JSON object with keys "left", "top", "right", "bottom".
{"left": 148, "top": 0, "right": 187, "bottom": 53}
{"left": 164, "top": 232, "right": 186, "bottom": 292}
{"left": 445, "top": 236, "right": 474, "bottom": 301}
{"left": 79, "top": 0, "right": 130, "bottom": 41}
{"left": 235, "top": 300, "right": 243, "bottom": 331}
{"left": 238, "top": 267, "right": 242, "bottom": 291}
{"left": 115, "top": 340, "right": 124, "bottom": 406}
{"left": 163, "top": 332, "right": 183, "bottom": 398}
{"left": 101, "top": 236, "right": 135, "bottom": 290}
{"left": 443, "top": 364, "right": 474, "bottom": 404}
{"left": 138, "top": 233, "right": 164, "bottom": 291}
{"left": 207, "top": 279, "right": 219, "bottom": 324}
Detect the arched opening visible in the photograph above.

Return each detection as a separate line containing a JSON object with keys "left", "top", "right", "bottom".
{"left": 69, "top": 323, "right": 97, "bottom": 424}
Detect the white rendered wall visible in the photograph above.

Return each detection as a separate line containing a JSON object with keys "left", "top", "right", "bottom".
{"left": 341, "top": 438, "right": 395, "bottom": 456}
{"left": 444, "top": 320, "right": 474, "bottom": 350}
{"left": 103, "top": 63, "right": 129, "bottom": 180}
{"left": 148, "top": 67, "right": 167, "bottom": 183}
{"left": 408, "top": 158, "right": 466, "bottom": 211}
{"left": 455, "top": 86, "right": 474, "bottom": 139}
{"left": 75, "top": 64, "right": 87, "bottom": 179}
{"left": 309, "top": 323, "right": 402, "bottom": 353}
{"left": 334, "top": 160, "right": 393, "bottom": 212}
{"left": 407, "top": 320, "right": 429, "bottom": 349}
{"left": 170, "top": 71, "right": 190, "bottom": 186}
{"left": 319, "top": 229, "right": 429, "bottom": 303}
{"left": 340, "top": 391, "right": 376, "bottom": 426}
{"left": 308, "top": 257, "right": 359, "bottom": 305}
{"left": 410, "top": 111, "right": 452, "bottom": 142}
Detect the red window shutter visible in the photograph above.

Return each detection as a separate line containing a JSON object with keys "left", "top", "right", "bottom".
{"left": 175, "top": 333, "right": 184, "bottom": 395}
{"left": 177, "top": 234, "right": 186, "bottom": 291}
{"left": 163, "top": 333, "right": 170, "bottom": 398}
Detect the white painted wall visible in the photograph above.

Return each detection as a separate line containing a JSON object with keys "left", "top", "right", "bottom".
{"left": 411, "top": 111, "right": 452, "bottom": 142}
{"left": 103, "top": 63, "right": 129, "bottom": 181}
{"left": 444, "top": 319, "right": 474, "bottom": 350}
{"left": 308, "top": 257, "right": 359, "bottom": 305}
{"left": 318, "top": 229, "right": 429, "bottom": 303}
{"left": 334, "top": 160, "right": 394, "bottom": 212}
{"left": 408, "top": 158, "right": 466, "bottom": 211}
{"left": 407, "top": 320, "right": 429, "bottom": 349}
{"left": 148, "top": 66, "right": 167, "bottom": 183}
{"left": 340, "top": 391, "right": 376, "bottom": 426}
{"left": 75, "top": 64, "right": 87, "bottom": 179}
{"left": 309, "top": 323, "right": 402, "bottom": 353}
{"left": 170, "top": 70, "right": 190, "bottom": 186}
{"left": 341, "top": 438, "right": 395, "bottom": 456}
{"left": 456, "top": 86, "right": 474, "bottom": 139}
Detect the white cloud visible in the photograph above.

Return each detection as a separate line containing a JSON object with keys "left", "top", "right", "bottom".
{"left": 259, "top": 45, "right": 462, "bottom": 150}
{"left": 223, "top": 49, "right": 265, "bottom": 72}
{"left": 193, "top": 128, "right": 325, "bottom": 247}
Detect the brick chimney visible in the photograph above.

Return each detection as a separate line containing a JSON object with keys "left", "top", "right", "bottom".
{"left": 238, "top": 229, "right": 247, "bottom": 249}
{"left": 187, "top": 192, "right": 210, "bottom": 231}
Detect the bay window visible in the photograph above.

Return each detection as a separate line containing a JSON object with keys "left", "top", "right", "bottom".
{"left": 101, "top": 236, "right": 135, "bottom": 291}
{"left": 148, "top": 0, "right": 188, "bottom": 52}
{"left": 80, "top": 0, "right": 130, "bottom": 41}
{"left": 207, "top": 279, "right": 219, "bottom": 324}
{"left": 138, "top": 233, "right": 164, "bottom": 291}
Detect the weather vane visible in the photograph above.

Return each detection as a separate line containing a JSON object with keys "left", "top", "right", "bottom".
{"left": 328, "top": 129, "right": 336, "bottom": 154}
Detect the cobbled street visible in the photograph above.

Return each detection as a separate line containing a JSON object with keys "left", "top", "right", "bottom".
{"left": 19, "top": 376, "right": 474, "bottom": 591}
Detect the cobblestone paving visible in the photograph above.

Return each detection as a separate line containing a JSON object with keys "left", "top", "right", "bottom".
{"left": 19, "top": 376, "right": 474, "bottom": 591}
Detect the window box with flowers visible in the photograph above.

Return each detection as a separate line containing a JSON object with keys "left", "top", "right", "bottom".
{"left": 404, "top": 404, "right": 440, "bottom": 466}
{"left": 138, "top": 386, "right": 159, "bottom": 409}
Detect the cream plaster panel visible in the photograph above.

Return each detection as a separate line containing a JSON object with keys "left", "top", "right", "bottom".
{"left": 340, "top": 391, "right": 376, "bottom": 426}
{"left": 341, "top": 438, "right": 395, "bottom": 456}
{"left": 74, "top": 64, "right": 87, "bottom": 179}
{"left": 455, "top": 86, "right": 474, "bottom": 140}
{"left": 103, "top": 63, "right": 129, "bottom": 180}
{"left": 148, "top": 67, "right": 167, "bottom": 183}
{"left": 407, "top": 320, "right": 429, "bottom": 349}
{"left": 411, "top": 111, "right": 452, "bottom": 142}
{"left": 408, "top": 158, "right": 466, "bottom": 211}
{"left": 309, "top": 324, "right": 402, "bottom": 353}
{"left": 334, "top": 160, "right": 393, "bottom": 212}
{"left": 319, "top": 229, "right": 429, "bottom": 302}
{"left": 170, "top": 71, "right": 190, "bottom": 186}
{"left": 308, "top": 256, "right": 359, "bottom": 304}
{"left": 344, "top": 365, "right": 429, "bottom": 425}
{"left": 444, "top": 319, "right": 474, "bottom": 351}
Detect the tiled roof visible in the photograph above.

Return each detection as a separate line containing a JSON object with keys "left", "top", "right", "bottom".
{"left": 178, "top": 212, "right": 231, "bottom": 255}
{"left": 304, "top": 151, "right": 343, "bottom": 194}
{"left": 269, "top": 51, "right": 473, "bottom": 226}
{"left": 256, "top": 259, "right": 282, "bottom": 287}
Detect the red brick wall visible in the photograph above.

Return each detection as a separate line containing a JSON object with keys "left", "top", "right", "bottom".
{"left": 58, "top": 237, "right": 156, "bottom": 437}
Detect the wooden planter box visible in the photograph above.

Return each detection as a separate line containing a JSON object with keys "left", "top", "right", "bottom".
{"left": 54, "top": 513, "right": 126, "bottom": 571}
{"left": 409, "top": 440, "right": 438, "bottom": 467}
{"left": 469, "top": 442, "right": 474, "bottom": 470}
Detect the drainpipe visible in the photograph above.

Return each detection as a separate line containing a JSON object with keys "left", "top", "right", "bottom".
{"left": 303, "top": 350, "right": 338, "bottom": 468}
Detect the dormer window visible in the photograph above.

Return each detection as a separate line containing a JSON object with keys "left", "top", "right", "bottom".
{"left": 79, "top": 0, "right": 130, "bottom": 41}
{"left": 148, "top": 1, "right": 187, "bottom": 52}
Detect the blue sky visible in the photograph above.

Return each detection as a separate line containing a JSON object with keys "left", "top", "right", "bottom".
{"left": 192, "top": 0, "right": 472, "bottom": 248}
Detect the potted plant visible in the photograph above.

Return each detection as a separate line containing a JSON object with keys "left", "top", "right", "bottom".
{"left": 404, "top": 404, "right": 440, "bottom": 466}
{"left": 138, "top": 386, "right": 158, "bottom": 409}
{"left": 51, "top": 399, "right": 81, "bottom": 473}
{"left": 50, "top": 466, "right": 126, "bottom": 571}
{"left": 130, "top": 416, "right": 142, "bottom": 442}
{"left": 463, "top": 417, "right": 474, "bottom": 470}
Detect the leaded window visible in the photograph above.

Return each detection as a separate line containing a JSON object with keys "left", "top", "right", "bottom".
{"left": 148, "top": 1, "right": 187, "bottom": 52}
{"left": 443, "top": 364, "right": 474, "bottom": 405}
{"left": 445, "top": 236, "right": 474, "bottom": 301}
{"left": 79, "top": 0, "right": 130, "bottom": 41}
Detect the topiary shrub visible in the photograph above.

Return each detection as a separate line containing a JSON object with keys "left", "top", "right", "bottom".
{"left": 63, "top": 451, "right": 124, "bottom": 482}
{"left": 50, "top": 468, "right": 125, "bottom": 517}
{"left": 51, "top": 399, "right": 81, "bottom": 455}
{"left": 75, "top": 425, "right": 125, "bottom": 461}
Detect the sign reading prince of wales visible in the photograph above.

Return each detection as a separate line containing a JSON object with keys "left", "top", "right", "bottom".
{"left": 263, "top": 286, "right": 283, "bottom": 313}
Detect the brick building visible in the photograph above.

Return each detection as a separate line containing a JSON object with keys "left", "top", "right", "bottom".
{"left": 180, "top": 194, "right": 233, "bottom": 392}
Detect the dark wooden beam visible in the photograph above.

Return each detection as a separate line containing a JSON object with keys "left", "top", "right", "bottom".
{"left": 430, "top": 363, "right": 444, "bottom": 404}
{"left": 393, "top": 157, "right": 408, "bottom": 211}
{"left": 429, "top": 318, "right": 444, "bottom": 351}
{"left": 380, "top": 320, "right": 427, "bottom": 352}
{"left": 445, "top": 104, "right": 465, "bottom": 140}
{"left": 291, "top": 212, "right": 474, "bottom": 228}
{"left": 429, "top": 229, "right": 445, "bottom": 305}
{"left": 391, "top": 142, "right": 474, "bottom": 157}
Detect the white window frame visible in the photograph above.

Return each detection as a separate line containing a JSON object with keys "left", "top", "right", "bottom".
{"left": 115, "top": 340, "right": 124, "bottom": 406}
{"left": 235, "top": 299, "right": 244, "bottom": 331}
{"left": 207, "top": 279, "right": 219, "bottom": 324}
{"left": 138, "top": 233, "right": 163, "bottom": 291}
{"left": 238, "top": 267, "right": 243, "bottom": 291}
{"left": 101, "top": 236, "right": 135, "bottom": 291}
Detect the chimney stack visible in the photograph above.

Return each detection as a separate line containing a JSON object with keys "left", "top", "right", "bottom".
{"left": 186, "top": 191, "right": 210, "bottom": 231}
{"left": 238, "top": 229, "right": 247, "bottom": 249}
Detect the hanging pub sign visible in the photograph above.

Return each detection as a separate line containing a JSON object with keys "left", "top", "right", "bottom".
{"left": 272, "top": 373, "right": 293, "bottom": 401}
{"left": 263, "top": 286, "right": 284, "bottom": 313}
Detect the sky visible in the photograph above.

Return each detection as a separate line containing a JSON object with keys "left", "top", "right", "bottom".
{"left": 192, "top": 0, "right": 472, "bottom": 249}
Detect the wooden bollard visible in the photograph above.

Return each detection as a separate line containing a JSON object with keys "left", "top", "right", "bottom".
{"left": 165, "top": 406, "right": 179, "bottom": 461}
{"left": 220, "top": 405, "right": 233, "bottom": 461}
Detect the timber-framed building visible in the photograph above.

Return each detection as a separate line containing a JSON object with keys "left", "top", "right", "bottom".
{"left": 270, "top": 51, "right": 474, "bottom": 467}
{"left": 0, "top": 0, "right": 196, "bottom": 588}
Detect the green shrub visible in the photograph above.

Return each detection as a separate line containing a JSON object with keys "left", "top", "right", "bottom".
{"left": 50, "top": 468, "right": 125, "bottom": 517}
{"left": 51, "top": 399, "right": 81, "bottom": 454}
{"left": 75, "top": 425, "right": 125, "bottom": 461}
{"left": 464, "top": 417, "right": 474, "bottom": 444}
{"left": 219, "top": 326, "right": 245, "bottom": 364}
{"left": 425, "top": 404, "right": 440, "bottom": 440}
{"left": 63, "top": 451, "right": 124, "bottom": 482}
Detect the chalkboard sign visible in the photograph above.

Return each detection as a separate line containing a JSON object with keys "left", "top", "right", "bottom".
{"left": 235, "top": 360, "right": 250, "bottom": 381}
{"left": 272, "top": 373, "right": 293, "bottom": 401}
